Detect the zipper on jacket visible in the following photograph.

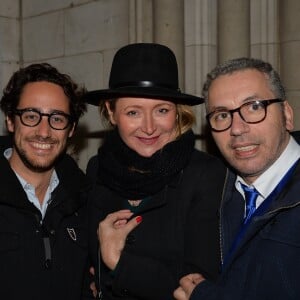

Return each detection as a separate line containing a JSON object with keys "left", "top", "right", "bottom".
{"left": 219, "top": 169, "right": 229, "bottom": 267}
{"left": 43, "top": 236, "right": 52, "bottom": 268}
{"left": 254, "top": 200, "right": 300, "bottom": 221}
{"left": 34, "top": 213, "right": 52, "bottom": 269}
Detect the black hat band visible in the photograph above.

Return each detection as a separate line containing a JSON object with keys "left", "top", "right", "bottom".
{"left": 111, "top": 80, "right": 180, "bottom": 92}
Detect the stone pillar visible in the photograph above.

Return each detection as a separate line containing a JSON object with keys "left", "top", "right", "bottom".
{"left": 184, "top": 0, "right": 217, "bottom": 151}
{"left": 153, "top": 0, "right": 184, "bottom": 89}
{"left": 0, "top": 1, "right": 20, "bottom": 135}
{"left": 250, "top": 0, "right": 279, "bottom": 69}
{"left": 218, "top": 0, "right": 250, "bottom": 63}
{"left": 279, "top": 0, "right": 300, "bottom": 130}
{"left": 129, "top": 0, "right": 153, "bottom": 43}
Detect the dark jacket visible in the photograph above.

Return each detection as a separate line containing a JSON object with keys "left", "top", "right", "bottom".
{"left": 0, "top": 146, "right": 91, "bottom": 300}
{"left": 191, "top": 160, "right": 300, "bottom": 300}
{"left": 87, "top": 149, "right": 227, "bottom": 300}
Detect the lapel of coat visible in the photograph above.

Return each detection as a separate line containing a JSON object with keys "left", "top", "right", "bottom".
{"left": 223, "top": 162, "right": 300, "bottom": 270}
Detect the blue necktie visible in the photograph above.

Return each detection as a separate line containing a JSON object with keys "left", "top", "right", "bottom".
{"left": 241, "top": 184, "right": 259, "bottom": 224}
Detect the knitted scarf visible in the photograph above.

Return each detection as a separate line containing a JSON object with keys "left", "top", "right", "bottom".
{"left": 96, "top": 129, "right": 195, "bottom": 200}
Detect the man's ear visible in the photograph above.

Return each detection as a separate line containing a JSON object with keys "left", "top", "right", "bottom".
{"left": 283, "top": 101, "right": 294, "bottom": 131}
{"left": 68, "top": 123, "right": 76, "bottom": 138}
{"left": 6, "top": 115, "right": 15, "bottom": 133}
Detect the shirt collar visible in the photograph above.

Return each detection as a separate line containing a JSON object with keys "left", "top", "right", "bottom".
{"left": 3, "top": 147, "right": 59, "bottom": 194}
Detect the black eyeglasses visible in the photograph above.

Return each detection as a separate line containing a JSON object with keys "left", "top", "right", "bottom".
{"left": 206, "top": 99, "right": 284, "bottom": 132}
{"left": 14, "top": 108, "right": 74, "bottom": 130}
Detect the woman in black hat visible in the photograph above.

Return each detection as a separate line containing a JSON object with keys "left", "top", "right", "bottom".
{"left": 86, "top": 43, "right": 227, "bottom": 300}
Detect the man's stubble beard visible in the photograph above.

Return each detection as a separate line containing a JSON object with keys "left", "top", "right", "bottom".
{"left": 13, "top": 139, "right": 66, "bottom": 173}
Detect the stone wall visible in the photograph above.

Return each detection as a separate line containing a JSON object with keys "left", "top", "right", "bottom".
{"left": 0, "top": 0, "right": 299, "bottom": 170}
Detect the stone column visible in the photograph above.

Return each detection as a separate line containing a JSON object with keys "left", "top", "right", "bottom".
{"left": 129, "top": 0, "right": 153, "bottom": 43}
{"left": 218, "top": 0, "right": 250, "bottom": 63}
{"left": 0, "top": 1, "right": 19, "bottom": 135}
{"left": 279, "top": 0, "right": 300, "bottom": 130}
{"left": 250, "top": 0, "right": 279, "bottom": 69}
{"left": 153, "top": 0, "right": 184, "bottom": 89}
{"left": 184, "top": 0, "right": 217, "bottom": 151}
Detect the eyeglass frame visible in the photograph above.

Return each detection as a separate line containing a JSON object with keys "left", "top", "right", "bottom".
{"left": 206, "top": 98, "right": 284, "bottom": 132}
{"left": 13, "top": 108, "right": 74, "bottom": 130}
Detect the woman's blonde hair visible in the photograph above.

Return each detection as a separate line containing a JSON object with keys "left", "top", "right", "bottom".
{"left": 99, "top": 98, "right": 195, "bottom": 138}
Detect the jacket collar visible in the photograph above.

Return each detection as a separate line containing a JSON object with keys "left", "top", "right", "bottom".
{"left": 221, "top": 161, "right": 300, "bottom": 269}
{"left": 0, "top": 149, "right": 90, "bottom": 216}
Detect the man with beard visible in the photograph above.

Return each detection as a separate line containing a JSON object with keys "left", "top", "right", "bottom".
{"left": 0, "top": 63, "right": 92, "bottom": 299}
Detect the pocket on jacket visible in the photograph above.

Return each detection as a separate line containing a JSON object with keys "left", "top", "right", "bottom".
{"left": 0, "top": 231, "right": 19, "bottom": 252}
{"left": 260, "top": 217, "right": 300, "bottom": 247}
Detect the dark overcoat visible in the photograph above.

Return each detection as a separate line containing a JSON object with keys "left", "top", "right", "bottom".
{"left": 191, "top": 140, "right": 300, "bottom": 300}
{"left": 87, "top": 149, "right": 227, "bottom": 300}
{"left": 0, "top": 146, "right": 91, "bottom": 300}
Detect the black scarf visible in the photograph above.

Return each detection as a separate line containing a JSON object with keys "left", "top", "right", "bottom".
{"left": 97, "top": 129, "right": 195, "bottom": 199}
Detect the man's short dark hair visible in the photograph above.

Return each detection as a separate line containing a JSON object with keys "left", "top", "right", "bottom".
{"left": 0, "top": 63, "right": 87, "bottom": 125}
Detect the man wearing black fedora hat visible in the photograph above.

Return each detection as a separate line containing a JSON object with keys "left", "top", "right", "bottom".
{"left": 86, "top": 43, "right": 227, "bottom": 300}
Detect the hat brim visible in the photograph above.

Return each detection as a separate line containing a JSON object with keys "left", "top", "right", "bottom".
{"left": 86, "top": 87, "right": 204, "bottom": 106}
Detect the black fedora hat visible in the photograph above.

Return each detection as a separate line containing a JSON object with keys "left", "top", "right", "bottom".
{"left": 86, "top": 43, "right": 203, "bottom": 106}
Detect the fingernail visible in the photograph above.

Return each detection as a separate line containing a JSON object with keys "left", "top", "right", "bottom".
{"left": 136, "top": 216, "right": 142, "bottom": 223}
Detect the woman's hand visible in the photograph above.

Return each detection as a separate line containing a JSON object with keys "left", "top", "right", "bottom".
{"left": 89, "top": 267, "right": 98, "bottom": 298}
{"left": 98, "top": 209, "right": 142, "bottom": 270}
{"left": 173, "top": 273, "right": 205, "bottom": 300}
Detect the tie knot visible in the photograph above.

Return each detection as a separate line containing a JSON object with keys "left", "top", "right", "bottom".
{"left": 242, "top": 183, "right": 259, "bottom": 195}
{"left": 241, "top": 184, "right": 259, "bottom": 223}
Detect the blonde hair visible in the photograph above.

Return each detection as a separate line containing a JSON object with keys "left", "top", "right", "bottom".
{"left": 176, "top": 104, "right": 195, "bottom": 137}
